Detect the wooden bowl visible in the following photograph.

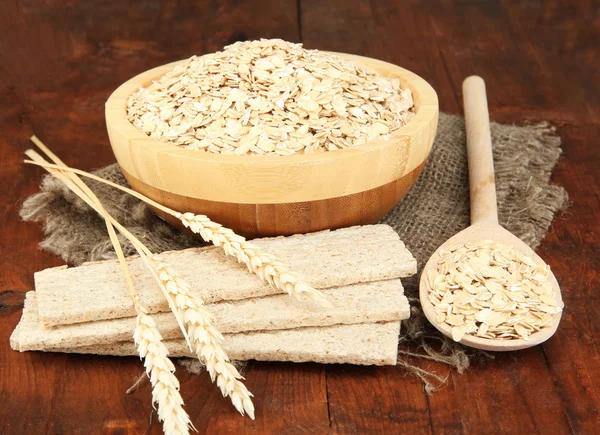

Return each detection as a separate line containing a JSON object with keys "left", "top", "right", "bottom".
{"left": 105, "top": 53, "right": 439, "bottom": 238}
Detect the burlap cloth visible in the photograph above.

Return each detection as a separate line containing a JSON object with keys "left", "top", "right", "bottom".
{"left": 21, "top": 113, "right": 568, "bottom": 391}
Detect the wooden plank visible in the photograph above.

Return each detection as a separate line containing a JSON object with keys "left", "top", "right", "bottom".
{"left": 0, "top": 309, "right": 155, "bottom": 433}
{"left": 301, "top": 0, "right": 461, "bottom": 114}
{"left": 498, "top": 0, "right": 600, "bottom": 123}
{"left": 1, "top": 0, "right": 600, "bottom": 433}
{"left": 0, "top": 1, "right": 329, "bottom": 434}
{"left": 326, "top": 365, "right": 432, "bottom": 433}
{"left": 426, "top": 0, "right": 588, "bottom": 124}
{"left": 428, "top": 350, "right": 573, "bottom": 433}
{"left": 534, "top": 123, "right": 600, "bottom": 433}
{"left": 300, "top": 0, "right": 443, "bottom": 431}
{"left": 416, "top": 2, "right": 598, "bottom": 434}
{"left": 182, "top": 362, "right": 331, "bottom": 434}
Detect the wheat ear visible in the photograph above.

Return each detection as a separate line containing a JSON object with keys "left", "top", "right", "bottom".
{"left": 133, "top": 307, "right": 194, "bottom": 434}
{"left": 28, "top": 151, "right": 193, "bottom": 435}
{"left": 152, "top": 256, "right": 255, "bottom": 418}
{"left": 26, "top": 138, "right": 255, "bottom": 419}
{"left": 23, "top": 158, "right": 332, "bottom": 307}
{"left": 175, "top": 213, "right": 331, "bottom": 307}
{"left": 107, "top": 218, "right": 194, "bottom": 435}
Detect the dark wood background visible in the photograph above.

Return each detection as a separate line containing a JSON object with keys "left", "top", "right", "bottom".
{"left": 1, "top": 0, "right": 598, "bottom": 433}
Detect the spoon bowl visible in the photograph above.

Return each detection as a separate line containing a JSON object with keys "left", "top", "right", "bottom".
{"left": 420, "top": 221, "right": 563, "bottom": 351}
{"left": 419, "top": 76, "right": 564, "bottom": 351}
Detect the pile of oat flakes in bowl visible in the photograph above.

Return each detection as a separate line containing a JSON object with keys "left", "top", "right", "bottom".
{"left": 126, "top": 39, "right": 415, "bottom": 156}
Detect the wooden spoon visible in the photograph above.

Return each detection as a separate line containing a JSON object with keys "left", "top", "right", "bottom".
{"left": 419, "top": 76, "right": 564, "bottom": 351}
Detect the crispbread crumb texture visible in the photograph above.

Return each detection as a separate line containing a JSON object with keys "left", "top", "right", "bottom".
{"left": 16, "top": 312, "right": 401, "bottom": 366}
{"left": 15, "top": 288, "right": 408, "bottom": 355}
{"left": 65, "top": 321, "right": 400, "bottom": 366}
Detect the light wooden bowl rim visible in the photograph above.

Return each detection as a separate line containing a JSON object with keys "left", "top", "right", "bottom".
{"left": 105, "top": 52, "right": 438, "bottom": 166}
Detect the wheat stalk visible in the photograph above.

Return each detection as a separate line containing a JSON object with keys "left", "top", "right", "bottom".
{"left": 26, "top": 138, "right": 255, "bottom": 419}
{"left": 107, "top": 219, "right": 194, "bottom": 435}
{"left": 108, "top": 227, "right": 193, "bottom": 435}
{"left": 23, "top": 157, "right": 331, "bottom": 307}
{"left": 30, "top": 152, "right": 193, "bottom": 435}
{"left": 25, "top": 148, "right": 192, "bottom": 348}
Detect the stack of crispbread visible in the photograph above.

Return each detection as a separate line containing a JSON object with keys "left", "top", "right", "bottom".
{"left": 11, "top": 225, "right": 416, "bottom": 365}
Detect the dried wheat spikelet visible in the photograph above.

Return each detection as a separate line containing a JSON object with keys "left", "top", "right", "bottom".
{"left": 23, "top": 158, "right": 332, "bottom": 307}
{"left": 153, "top": 257, "right": 255, "bottom": 418}
{"left": 25, "top": 137, "right": 255, "bottom": 420}
{"left": 175, "top": 211, "right": 331, "bottom": 306}
{"left": 26, "top": 142, "right": 191, "bottom": 347}
{"left": 106, "top": 220, "right": 193, "bottom": 435}
{"left": 134, "top": 305, "right": 194, "bottom": 435}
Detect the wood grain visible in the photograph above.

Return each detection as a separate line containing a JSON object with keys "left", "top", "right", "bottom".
{"left": 302, "top": 0, "right": 598, "bottom": 433}
{"left": 124, "top": 162, "right": 425, "bottom": 237}
{"left": 1, "top": 0, "right": 599, "bottom": 433}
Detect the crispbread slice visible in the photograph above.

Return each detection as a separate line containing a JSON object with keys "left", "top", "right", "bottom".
{"left": 9, "top": 319, "right": 21, "bottom": 351}
{"left": 35, "top": 224, "right": 416, "bottom": 327}
{"left": 20, "top": 322, "right": 402, "bottom": 366}
{"left": 16, "top": 284, "right": 409, "bottom": 350}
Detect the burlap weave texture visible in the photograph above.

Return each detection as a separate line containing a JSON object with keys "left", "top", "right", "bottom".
{"left": 21, "top": 113, "right": 568, "bottom": 389}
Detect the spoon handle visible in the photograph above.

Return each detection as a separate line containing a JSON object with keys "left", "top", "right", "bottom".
{"left": 463, "top": 76, "right": 499, "bottom": 225}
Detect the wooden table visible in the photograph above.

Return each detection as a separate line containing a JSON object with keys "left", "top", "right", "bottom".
{"left": 1, "top": 1, "right": 598, "bottom": 433}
